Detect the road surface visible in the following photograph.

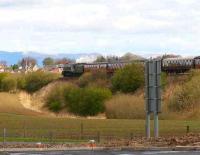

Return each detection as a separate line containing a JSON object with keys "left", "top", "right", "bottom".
{"left": 5, "top": 150, "right": 200, "bottom": 155}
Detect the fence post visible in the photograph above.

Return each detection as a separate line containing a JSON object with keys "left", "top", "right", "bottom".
{"left": 3, "top": 128, "right": 6, "bottom": 144}
{"left": 97, "top": 131, "right": 100, "bottom": 143}
{"left": 23, "top": 128, "right": 26, "bottom": 138}
{"left": 49, "top": 131, "right": 53, "bottom": 143}
{"left": 130, "top": 132, "right": 133, "bottom": 140}
{"left": 81, "top": 123, "right": 83, "bottom": 140}
{"left": 186, "top": 125, "right": 190, "bottom": 133}
{"left": 23, "top": 121, "right": 26, "bottom": 138}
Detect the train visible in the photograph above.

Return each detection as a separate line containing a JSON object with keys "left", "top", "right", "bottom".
{"left": 62, "top": 56, "right": 200, "bottom": 77}
{"left": 61, "top": 62, "right": 133, "bottom": 77}
{"left": 162, "top": 56, "right": 200, "bottom": 73}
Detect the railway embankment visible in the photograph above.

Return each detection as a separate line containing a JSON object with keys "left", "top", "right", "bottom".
{"left": 1, "top": 66, "right": 200, "bottom": 120}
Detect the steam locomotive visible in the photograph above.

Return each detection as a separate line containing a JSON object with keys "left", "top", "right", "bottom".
{"left": 62, "top": 56, "right": 200, "bottom": 77}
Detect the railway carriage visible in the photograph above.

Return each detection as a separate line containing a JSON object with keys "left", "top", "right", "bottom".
{"left": 194, "top": 56, "right": 200, "bottom": 69}
{"left": 62, "top": 56, "right": 200, "bottom": 77}
{"left": 161, "top": 57, "right": 195, "bottom": 73}
{"left": 62, "top": 62, "right": 132, "bottom": 77}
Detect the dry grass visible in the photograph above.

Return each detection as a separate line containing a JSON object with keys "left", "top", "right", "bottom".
{"left": 0, "top": 92, "right": 41, "bottom": 116}
{"left": 105, "top": 93, "right": 145, "bottom": 119}
{"left": 165, "top": 71, "right": 200, "bottom": 119}
{"left": 105, "top": 73, "right": 200, "bottom": 120}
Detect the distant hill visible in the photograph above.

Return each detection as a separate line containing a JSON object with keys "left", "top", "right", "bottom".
{"left": 0, "top": 51, "right": 147, "bottom": 66}
{"left": 0, "top": 51, "right": 22, "bottom": 65}
{"left": 0, "top": 51, "right": 100, "bottom": 66}
{"left": 120, "top": 52, "right": 146, "bottom": 61}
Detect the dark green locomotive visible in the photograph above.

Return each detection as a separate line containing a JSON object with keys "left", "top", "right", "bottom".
{"left": 62, "top": 63, "right": 84, "bottom": 77}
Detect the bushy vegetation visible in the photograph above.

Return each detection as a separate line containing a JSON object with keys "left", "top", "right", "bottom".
{"left": 78, "top": 70, "right": 109, "bottom": 88}
{"left": 46, "top": 83, "right": 112, "bottom": 116}
{"left": 168, "top": 70, "right": 200, "bottom": 112}
{"left": 1, "top": 76, "right": 17, "bottom": 92}
{"left": 16, "top": 74, "right": 26, "bottom": 90}
{"left": 0, "top": 73, "right": 9, "bottom": 91}
{"left": 0, "top": 71, "right": 59, "bottom": 93}
{"left": 161, "top": 72, "right": 168, "bottom": 89}
{"left": 23, "top": 71, "right": 59, "bottom": 93}
{"left": 111, "top": 63, "right": 144, "bottom": 93}
{"left": 0, "top": 73, "right": 18, "bottom": 92}
{"left": 46, "top": 83, "right": 75, "bottom": 113}
{"left": 78, "top": 72, "right": 93, "bottom": 87}
{"left": 65, "top": 87, "right": 112, "bottom": 116}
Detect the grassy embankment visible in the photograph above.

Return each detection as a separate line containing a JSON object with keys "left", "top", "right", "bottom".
{"left": 1, "top": 71, "right": 200, "bottom": 142}
{"left": 0, "top": 92, "right": 199, "bottom": 143}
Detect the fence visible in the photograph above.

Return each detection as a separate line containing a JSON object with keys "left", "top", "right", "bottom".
{"left": 0, "top": 128, "right": 142, "bottom": 143}
{"left": 0, "top": 124, "right": 197, "bottom": 143}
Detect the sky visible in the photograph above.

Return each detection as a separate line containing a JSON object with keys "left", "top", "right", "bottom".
{"left": 0, "top": 0, "right": 200, "bottom": 56}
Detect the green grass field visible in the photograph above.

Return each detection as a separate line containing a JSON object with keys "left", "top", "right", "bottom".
{"left": 0, "top": 113, "right": 199, "bottom": 142}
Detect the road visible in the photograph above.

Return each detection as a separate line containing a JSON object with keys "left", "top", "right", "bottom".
{"left": 5, "top": 150, "right": 200, "bottom": 155}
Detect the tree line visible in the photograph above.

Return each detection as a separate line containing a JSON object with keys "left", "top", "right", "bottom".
{"left": 1, "top": 57, "right": 74, "bottom": 71}
{"left": 1, "top": 52, "right": 146, "bottom": 71}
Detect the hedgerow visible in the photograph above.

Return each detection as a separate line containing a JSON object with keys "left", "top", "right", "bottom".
{"left": 22, "top": 71, "right": 59, "bottom": 93}
{"left": 1, "top": 76, "right": 17, "bottom": 92}
{"left": 0, "top": 72, "right": 9, "bottom": 91}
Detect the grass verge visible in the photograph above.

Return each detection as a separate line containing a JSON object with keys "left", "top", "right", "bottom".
{"left": 0, "top": 113, "right": 199, "bottom": 142}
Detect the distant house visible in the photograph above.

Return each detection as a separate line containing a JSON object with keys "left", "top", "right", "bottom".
{"left": 32, "top": 65, "right": 39, "bottom": 72}
{"left": 50, "top": 67, "right": 63, "bottom": 73}
{"left": 0, "top": 64, "right": 5, "bottom": 72}
{"left": 18, "top": 65, "right": 39, "bottom": 73}
{"left": 44, "top": 64, "right": 63, "bottom": 73}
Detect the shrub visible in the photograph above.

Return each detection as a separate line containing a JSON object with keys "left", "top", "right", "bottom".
{"left": 88, "top": 79, "right": 110, "bottom": 88}
{"left": 105, "top": 94, "right": 145, "bottom": 119}
{"left": 78, "top": 70, "right": 108, "bottom": 88}
{"left": 78, "top": 72, "right": 93, "bottom": 87}
{"left": 161, "top": 72, "right": 167, "bottom": 89}
{"left": 46, "top": 83, "right": 75, "bottom": 113}
{"left": 168, "top": 72, "right": 200, "bottom": 112}
{"left": 0, "top": 72, "right": 9, "bottom": 90}
{"left": 65, "top": 87, "right": 112, "bottom": 116}
{"left": 23, "top": 71, "right": 59, "bottom": 93}
{"left": 1, "top": 76, "right": 17, "bottom": 92}
{"left": 48, "top": 101, "right": 61, "bottom": 112}
{"left": 111, "top": 63, "right": 144, "bottom": 93}
{"left": 13, "top": 73, "right": 26, "bottom": 90}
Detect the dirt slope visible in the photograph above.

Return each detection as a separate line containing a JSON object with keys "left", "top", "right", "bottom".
{"left": 0, "top": 92, "right": 42, "bottom": 116}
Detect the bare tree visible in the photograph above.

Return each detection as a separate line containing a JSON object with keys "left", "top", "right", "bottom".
{"left": 0, "top": 61, "right": 7, "bottom": 67}
{"left": 55, "top": 58, "right": 74, "bottom": 65}
{"left": 43, "top": 57, "right": 54, "bottom": 66}
{"left": 19, "top": 57, "right": 37, "bottom": 71}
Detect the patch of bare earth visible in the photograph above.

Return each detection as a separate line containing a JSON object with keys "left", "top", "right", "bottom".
{"left": 0, "top": 92, "right": 40, "bottom": 116}
{"left": 101, "top": 133, "right": 200, "bottom": 148}
{"left": 0, "top": 134, "right": 200, "bottom": 148}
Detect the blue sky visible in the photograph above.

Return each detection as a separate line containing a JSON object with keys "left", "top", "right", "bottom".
{"left": 0, "top": 0, "right": 199, "bottom": 56}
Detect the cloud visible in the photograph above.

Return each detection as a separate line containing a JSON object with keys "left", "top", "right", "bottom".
{"left": 0, "top": 0, "right": 199, "bottom": 56}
